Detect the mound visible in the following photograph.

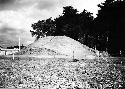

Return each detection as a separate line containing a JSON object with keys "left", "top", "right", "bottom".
{"left": 15, "top": 47, "right": 61, "bottom": 56}
{"left": 17, "top": 36, "right": 99, "bottom": 59}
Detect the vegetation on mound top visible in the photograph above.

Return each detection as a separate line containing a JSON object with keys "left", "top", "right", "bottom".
{"left": 0, "top": 57, "right": 124, "bottom": 89}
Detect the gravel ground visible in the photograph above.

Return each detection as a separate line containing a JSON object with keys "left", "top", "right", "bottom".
{"left": 0, "top": 56, "right": 123, "bottom": 89}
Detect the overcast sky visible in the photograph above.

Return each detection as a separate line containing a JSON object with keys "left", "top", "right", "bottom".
{"left": 0, "top": 0, "right": 105, "bottom": 48}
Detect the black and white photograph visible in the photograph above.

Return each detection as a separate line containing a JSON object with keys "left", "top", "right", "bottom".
{"left": 0, "top": 0, "right": 125, "bottom": 89}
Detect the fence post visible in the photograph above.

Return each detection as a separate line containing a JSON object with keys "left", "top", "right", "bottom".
{"left": 13, "top": 53, "right": 14, "bottom": 60}
{"left": 73, "top": 51, "right": 74, "bottom": 59}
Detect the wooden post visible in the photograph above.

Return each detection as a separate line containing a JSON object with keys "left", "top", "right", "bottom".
{"left": 73, "top": 51, "right": 74, "bottom": 59}
{"left": 120, "top": 50, "right": 122, "bottom": 57}
{"left": 106, "top": 36, "right": 109, "bottom": 52}
{"left": 95, "top": 45, "right": 97, "bottom": 50}
{"left": 19, "top": 36, "right": 21, "bottom": 51}
{"left": 13, "top": 53, "right": 14, "bottom": 60}
{"left": 5, "top": 51, "right": 6, "bottom": 55}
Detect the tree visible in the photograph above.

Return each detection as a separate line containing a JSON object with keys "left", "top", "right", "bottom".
{"left": 54, "top": 6, "right": 79, "bottom": 39}
{"left": 30, "top": 18, "right": 56, "bottom": 40}
{"left": 93, "top": 0, "right": 125, "bottom": 56}
{"left": 30, "top": 6, "right": 95, "bottom": 48}
{"left": 55, "top": 6, "right": 94, "bottom": 45}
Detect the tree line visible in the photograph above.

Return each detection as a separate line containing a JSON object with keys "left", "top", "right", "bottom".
{"left": 30, "top": 0, "right": 125, "bottom": 56}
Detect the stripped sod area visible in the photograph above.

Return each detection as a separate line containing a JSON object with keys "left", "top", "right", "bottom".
{"left": 0, "top": 56, "right": 123, "bottom": 89}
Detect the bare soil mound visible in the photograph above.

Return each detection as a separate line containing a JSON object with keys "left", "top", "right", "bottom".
{"left": 17, "top": 36, "right": 98, "bottom": 59}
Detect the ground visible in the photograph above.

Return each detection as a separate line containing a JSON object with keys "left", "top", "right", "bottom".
{"left": 0, "top": 56, "right": 124, "bottom": 89}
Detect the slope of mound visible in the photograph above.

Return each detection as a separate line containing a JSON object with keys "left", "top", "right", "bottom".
{"left": 18, "top": 36, "right": 98, "bottom": 59}
{"left": 15, "top": 47, "right": 63, "bottom": 56}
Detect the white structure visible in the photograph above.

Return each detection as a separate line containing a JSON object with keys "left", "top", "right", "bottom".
{"left": 0, "top": 36, "right": 21, "bottom": 55}
{"left": 0, "top": 47, "right": 19, "bottom": 55}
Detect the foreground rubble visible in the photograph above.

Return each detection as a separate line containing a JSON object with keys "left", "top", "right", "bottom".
{"left": 0, "top": 56, "right": 123, "bottom": 89}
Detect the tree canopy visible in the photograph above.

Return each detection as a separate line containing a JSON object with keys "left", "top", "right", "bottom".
{"left": 94, "top": 0, "right": 125, "bottom": 56}
{"left": 30, "top": 6, "right": 94, "bottom": 47}
{"left": 30, "top": 18, "right": 56, "bottom": 40}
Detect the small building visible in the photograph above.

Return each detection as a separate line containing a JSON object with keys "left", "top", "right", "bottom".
{"left": 7, "top": 44, "right": 25, "bottom": 49}
{"left": 0, "top": 46, "right": 19, "bottom": 55}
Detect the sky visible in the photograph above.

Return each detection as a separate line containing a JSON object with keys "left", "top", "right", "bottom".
{"left": 0, "top": 0, "right": 105, "bottom": 48}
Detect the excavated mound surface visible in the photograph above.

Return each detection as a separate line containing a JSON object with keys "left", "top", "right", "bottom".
{"left": 15, "top": 47, "right": 62, "bottom": 56}
{"left": 17, "top": 36, "right": 98, "bottom": 59}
